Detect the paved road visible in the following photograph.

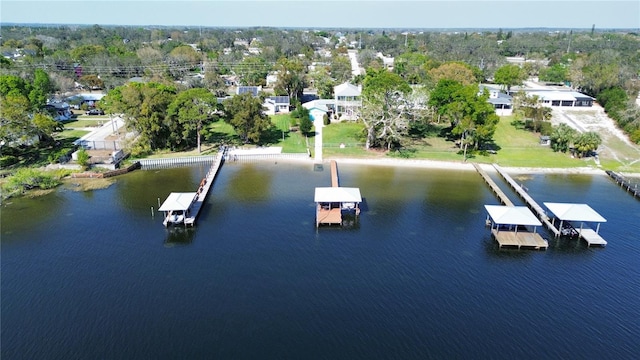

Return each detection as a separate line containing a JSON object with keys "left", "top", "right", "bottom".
{"left": 74, "top": 116, "right": 125, "bottom": 148}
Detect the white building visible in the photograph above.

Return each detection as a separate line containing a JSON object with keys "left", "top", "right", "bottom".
{"left": 334, "top": 82, "right": 362, "bottom": 120}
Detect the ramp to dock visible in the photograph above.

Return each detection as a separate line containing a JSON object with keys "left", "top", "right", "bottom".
{"left": 473, "top": 163, "right": 513, "bottom": 206}
{"left": 493, "top": 164, "right": 560, "bottom": 237}
{"left": 184, "top": 148, "right": 226, "bottom": 226}
{"left": 330, "top": 160, "right": 339, "bottom": 187}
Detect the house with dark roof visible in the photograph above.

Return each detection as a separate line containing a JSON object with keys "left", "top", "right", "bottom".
{"left": 236, "top": 86, "right": 261, "bottom": 97}
{"left": 264, "top": 96, "right": 290, "bottom": 114}
{"left": 480, "top": 84, "right": 513, "bottom": 115}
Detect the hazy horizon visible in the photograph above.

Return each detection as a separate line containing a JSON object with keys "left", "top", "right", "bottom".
{"left": 2, "top": 1, "right": 639, "bottom": 30}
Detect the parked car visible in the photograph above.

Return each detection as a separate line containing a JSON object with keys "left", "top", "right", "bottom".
{"left": 86, "top": 109, "right": 105, "bottom": 115}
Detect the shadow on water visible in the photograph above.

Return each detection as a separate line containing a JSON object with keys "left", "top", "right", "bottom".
{"left": 163, "top": 226, "right": 196, "bottom": 247}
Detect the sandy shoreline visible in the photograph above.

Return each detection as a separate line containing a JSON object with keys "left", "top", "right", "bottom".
{"left": 319, "top": 157, "right": 626, "bottom": 176}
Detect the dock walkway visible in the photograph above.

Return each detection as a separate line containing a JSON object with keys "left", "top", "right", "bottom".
{"left": 492, "top": 164, "right": 560, "bottom": 237}
{"left": 473, "top": 163, "right": 514, "bottom": 206}
{"left": 184, "top": 147, "right": 226, "bottom": 226}
{"left": 331, "top": 160, "right": 339, "bottom": 187}
{"left": 606, "top": 170, "right": 639, "bottom": 199}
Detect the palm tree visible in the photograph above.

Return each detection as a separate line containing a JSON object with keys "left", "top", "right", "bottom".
{"left": 550, "top": 123, "right": 577, "bottom": 153}
{"left": 574, "top": 131, "right": 602, "bottom": 158}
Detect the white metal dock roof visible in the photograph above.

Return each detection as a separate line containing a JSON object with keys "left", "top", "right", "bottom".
{"left": 315, "top": 187, "right": 362, "bottom": 203}
{"left": 158, "top": 192, "right": 197, "bottom": 211}
{"left": 484, "top": 205, "right": 542, "bottom": 226}
{"left": 543, "top": 202, "right": 607, "bottom": 223}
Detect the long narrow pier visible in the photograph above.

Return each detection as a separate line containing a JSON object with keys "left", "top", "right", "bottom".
{"left": 183, "top": 148, "right": 226, "bottom": 226}
{"left": 330, "top": 160, "right": 339, "bottom": 187}
{"left": 606, "top": 170, "right": 639, "bottom": 199}
{"left": 473, "top": 163, "right": 514, "bottom": 206}
{"left": 492, "top": 164, "right": 560, "bottom": 237}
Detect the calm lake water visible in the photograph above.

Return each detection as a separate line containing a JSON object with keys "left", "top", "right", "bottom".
{"left": 2, "top": 161, "right": 639, "bottom": 359}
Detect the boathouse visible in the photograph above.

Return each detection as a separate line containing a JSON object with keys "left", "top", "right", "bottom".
{"left": 543, "top": 202, "right": 607, "bottom": 246}
{"left": 159, "top": 192, "right": 197, "bottom": 227}
{"left": 484, "top": 205, "right": 548, "bottom": 250}
{"left": 314, "top": 187, "right": 362, "bottom": 227}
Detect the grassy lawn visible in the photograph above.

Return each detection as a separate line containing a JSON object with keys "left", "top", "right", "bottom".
{"left": 118, "top": 113, "right": 640, "bottom": 172}
{"left": 61, "top": 118, "right": 107, "bottom": 128}
{"left": 271, "top": 114, "right": 309, "bottom": 153}
{"left": 480, "top": 116, "right": 593, "bottom": 168}
{"left": 55, "top": 129, "right": 90, "bottom": 140}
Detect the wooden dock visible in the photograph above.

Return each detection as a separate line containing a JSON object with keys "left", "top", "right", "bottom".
{"left": 160, "top": 148, "right": 225, "bottom": 227}
{"left": 578, "top": 228, "right": 608, "bottom": 247}
{"left": 183, "top": 148, "right": 226, "bottom": 226}
{"left": 493, "top": 164, "right": 560, "bottom": 237}
{"left": 606, "top": 170, "right": 639, "bottom": 199}
{"left": 330, "top": 160, "right": 339, "bottom": 187}
{"left": 492, "top": 228, "right": 549, "bottom": 250}
{"left": 473, "top": 163, "right": 514, "bottom": 206}
{"left": 315, "top": 160, "right": 362, "bottom": 227}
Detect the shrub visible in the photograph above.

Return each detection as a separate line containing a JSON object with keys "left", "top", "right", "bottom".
{"left": 76, "top": 148, "right": 90, "bottom": 169}
{"left": 1, "top": 155, "right": 19, "bottom": 167}
{"left": 2, "top": 168, "right": 62, "bottom": 199}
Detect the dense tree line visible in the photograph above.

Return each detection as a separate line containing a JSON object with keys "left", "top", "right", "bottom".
{"left": 2, "top": 24, "right": 639, "bottom": 158}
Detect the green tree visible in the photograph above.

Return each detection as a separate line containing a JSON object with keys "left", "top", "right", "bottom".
{"left": 274, "top": 57, "right": 306, "bottom": 101}
{"left": 78, "top": 74, "right": 104, "bottom": 90}
{"left": 429, "top": 80, "right": 499, "bottom": 157}
{"left": 0, "top": 75, "right": 31, "bottom": 98}
{"left": 222, "top": 93, "right": 272, "bottom": 144}
{"left": 236, "top": 56, "right": 269, "bottom": 86}
{"left": 76, "top": 148, "right": 91, "bottom": 170}
{"left": 102, "top": 82, "right": 177, "bottom": 152}
{"left": 309, "top": 66, "right": 335, "bottom": 98}
{"left": 549, "top": 123, "right": 577, "bottom": 153}
{"left": 0, "top": 94, "right": 35, "bottom": 144}
{"left": 574, "top": 131, "right": 602, "bottom": 158}
{"left": 538, "top": 63, "right": 568, "bottom": 83}
{"left": 29, "top": 69, "right": 54, "bottom": 109}
{"left": 428, "top": 79, "right": 464, "bottom": 123}
{"left": 33, "top": 113, "right": 62, "bottom": 141}
{"left": 428, "top": 62, "right": 478, "bottom": 87}
{"left": 330, "top": 55, "right": 352, "bottom": 83}
{"left": 166, "top": 88, "right": 219, "bottom": 153}
{"left": 596, "top": 87, "right": 628, "bottom": 116}
{"left": 517, "top": 94, "right": 552, "bottom": 133}
{"left": 291, "top": 105, "right": 313, "bottom": 135}
{"left": 493, "top": 64, "right": 526, "bottom": 92}
{"left": 393, "top": 52, "right": 435, "bottom": 84}
{"left": 361, "top": 69, "right": 412, "bottom": 150}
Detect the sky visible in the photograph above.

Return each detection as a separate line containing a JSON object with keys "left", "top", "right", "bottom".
{"left": 1, "top": 1, "right": 639, "bottom": 29}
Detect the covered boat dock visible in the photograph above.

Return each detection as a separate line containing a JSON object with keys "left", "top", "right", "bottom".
{"left": 315, "top": 187, "right": 362, "bottom": 227}
{"left": 159, "top": 192, "right": 198, "bottom": 227}
{"left": 484, "top": 205, "right": 548, "bottom": 250}
{"left": 544, "top": 202, "right": 607, "bottom": 246}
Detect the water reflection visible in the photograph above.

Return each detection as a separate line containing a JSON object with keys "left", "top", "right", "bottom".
{"left": 226, "top": 164, "right": 273, "bottom": 202}
{"left": 163, "top": 226, "right": 196, "bottom": 247}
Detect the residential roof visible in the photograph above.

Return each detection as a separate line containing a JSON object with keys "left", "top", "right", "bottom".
{"left": 67, "top": 93, "right": 105, "bottom": 102}
{"left": 334, "top": 82, "right": 361, "bottom": 97}
{"left": 543, "top": 202, "right": 607, "bottom": 223}
{"left": 158, "top": 192, "right": 197, "bottom": 212}
{"left": 488, "top": 97, "right": 512, "bottom": 105}
{"left": 315, "top": 187, "right": 362, "bottom": 203}
{"left": 303, "top": 99, "right": 334, "bottom": 112}
{"left": 266, "top": 96, "right": 290, "bottom": 105}
{"left": 237, "top": 86, "right": 260, "bottom": 97}
{"left": 484, "top": 205, "right": 542, "bottom": 226}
